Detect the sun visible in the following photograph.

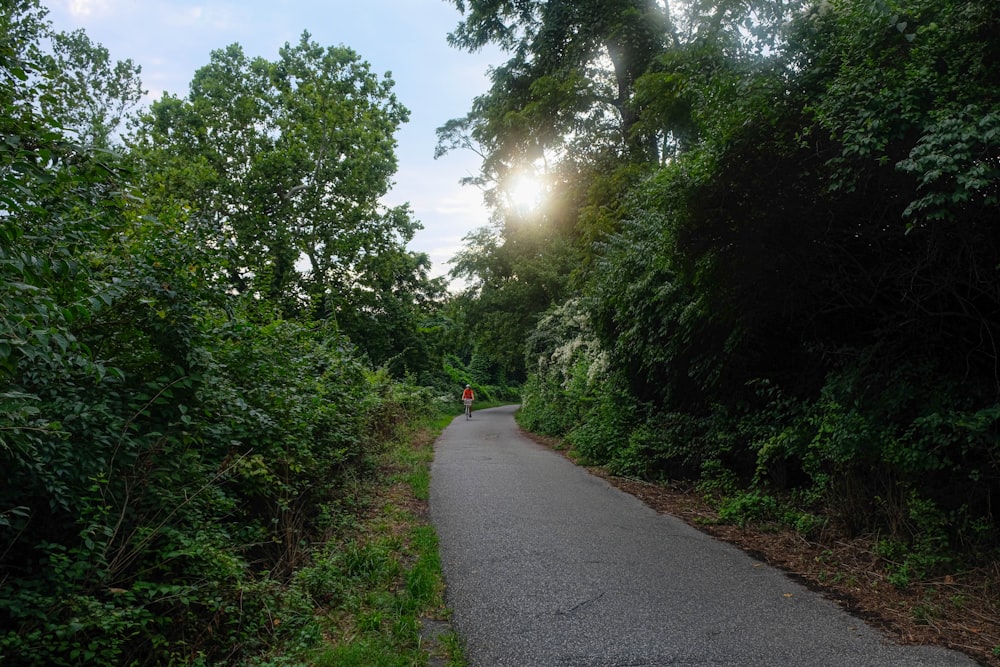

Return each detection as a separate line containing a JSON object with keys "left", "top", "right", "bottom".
{"left": 504, "top": 171, "right": 546, "bottom": 213}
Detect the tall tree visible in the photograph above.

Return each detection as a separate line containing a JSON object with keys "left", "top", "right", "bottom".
{"left": 548, "top": 0, "right": 1000, "bottom": 553}
{"left": 437, "top": 1, "right": 676, "bottom": 377}
{"left": 2, "top": 8, "right": 432, "bottom": 661}
{"left": 268, "top": 34, "right": 416, "bottom": 321}
{"left": 448, "top": 225, "right": 575, "bottom": 381}
{"left": 43, "top": 28, "right": 144, "bottom": 147}
{"left": 131, "top": 33, "right": 424, "bottom": 330}
{"left": 441, "top": 0, "right": 674, "bottom": 188}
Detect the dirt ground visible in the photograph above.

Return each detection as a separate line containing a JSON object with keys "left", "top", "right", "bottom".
{"left": 522, "top": 430, "right": 1000, "bottom": 667}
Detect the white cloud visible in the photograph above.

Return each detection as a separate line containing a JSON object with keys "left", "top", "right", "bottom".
{"left": 164, "top": 4, "right": 245, "bottom": 32}
{"left": 181, "top": 6, "right": 203, "bottom": 24}
{"left": 67, "top": 0, "right": 112, "bottom": 18}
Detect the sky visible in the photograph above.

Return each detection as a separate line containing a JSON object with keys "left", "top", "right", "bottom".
{"left": 41, "top": 0, "right": 503, "bottom": 285}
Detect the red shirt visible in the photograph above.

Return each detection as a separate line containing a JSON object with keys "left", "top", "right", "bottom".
{"left": 462, "top": 388, "right": 474, "bottom": 400}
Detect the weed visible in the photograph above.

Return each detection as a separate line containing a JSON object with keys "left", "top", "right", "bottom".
{"left": 247, "top": 410, "right": 463, "bottom": 665}
{"left": 912, "top": 603, "right": 941, "bottom": 625}
{"left": 697, "top": 459, "right": 738, "bottom": 499}
{"left": 790, "top": 511, "right": 826, "bottom": 538}
{"left": 441, "top": 631, "right": 467, "bottom": 666}
{"left": 408, "top": 468, "right": 430, "bottom": 502}
{"left": 717, "top": 490, "right": 780, "bottom": 527}
{"left": 357, "top": 609, "right": 384, "bottom": 632}
{"left": 406, "top": 526, "right": 442, "bottom": 609}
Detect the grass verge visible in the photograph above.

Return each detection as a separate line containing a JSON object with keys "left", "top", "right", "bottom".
{"left": 249, "top": 410, "right": 467, "bottom": 667}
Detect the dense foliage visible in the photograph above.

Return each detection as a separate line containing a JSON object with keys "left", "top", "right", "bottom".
{"left": 447, "top": 0, "right": 1000, "bottom": 579}
{"left": 4, "top": 0, "right": 999, "bottom": 659}
{"left": 128, "top": 34, "right": 448, "bottom": 371}
{"left": 0, "top": 2, "right": 458, "bottom": 664}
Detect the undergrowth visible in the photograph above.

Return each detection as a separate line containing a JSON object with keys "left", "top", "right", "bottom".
{"left": 251, "top": 409, "right": 467, "bottom": 667}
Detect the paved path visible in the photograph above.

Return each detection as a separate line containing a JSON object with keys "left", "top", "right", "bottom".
{"left": 429, "top": 405, "right": 976, "bottom": 667}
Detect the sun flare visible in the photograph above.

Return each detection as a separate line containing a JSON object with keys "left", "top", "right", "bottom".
{"left": 505, "top": 172, "right": 546, "bottom": 213}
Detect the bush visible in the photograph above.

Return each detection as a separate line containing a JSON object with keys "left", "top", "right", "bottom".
{"left": 566, "top": 384, "right": 634, "bottom": 465}
{"left": 717, "top": 491, "right": 782, "bottom": 528}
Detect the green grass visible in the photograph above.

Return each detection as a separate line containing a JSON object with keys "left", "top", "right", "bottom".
{"left": 251, "top": 411, "right": 466, "bottom": 667}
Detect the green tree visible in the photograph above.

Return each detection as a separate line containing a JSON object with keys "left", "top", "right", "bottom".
{"left": 131, "top": 33, "right": 418, "bottom": 326}
{"left": 572, "top": 0, "right": 1000, "bottom": 553}
{"left": 43, "top": 28, "right": 144, "bottom": 147}
{"left": 338, "top": 247, "right": 448, "bottom": 374}
{"left": 444, "top": 0, "right": 674, "bottom": 171}
{"left": 131, "top": 44, "right": 273, "bottom": 297}
{"left": 2, "top": 7, "right": 438, "bottom": 663}
{"left": 447, "top": 224, "right": 575, "bottom": 382}
{"left": 128, "top": 33, "right": 449, "bottom": 374}
{"left": 268, "top": 34, "right": 416, "bottom": 321}
{"left": 437, "top": 1, "right": 674, "bottom": 379}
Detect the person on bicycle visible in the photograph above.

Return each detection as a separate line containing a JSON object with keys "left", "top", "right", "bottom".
{"left": 462, "top": 384, "right": 475, "bottom": 418}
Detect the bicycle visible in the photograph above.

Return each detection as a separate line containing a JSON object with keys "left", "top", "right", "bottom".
{"left": 464, "top": 398, "right": 473, "bottom": 420}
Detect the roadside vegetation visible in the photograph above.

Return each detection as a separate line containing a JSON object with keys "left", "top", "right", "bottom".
{"left": 4, "top": 0, "right": 999, "bottom": 663}
{"left": 258, "top": 408, "right": 466, "bottom": 667}
{"left": 442, "top": 0, "right": 999, "bottom": 662}
{"left": 1, "top": 2, "right": 489, "bottom": 663}
{"left": 522, "top": 426, "right": 1000, "bottom": 666}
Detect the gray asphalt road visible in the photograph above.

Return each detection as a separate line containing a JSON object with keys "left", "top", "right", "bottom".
{"left": 429, "top": 405, "right": 977, "bottom": 667}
